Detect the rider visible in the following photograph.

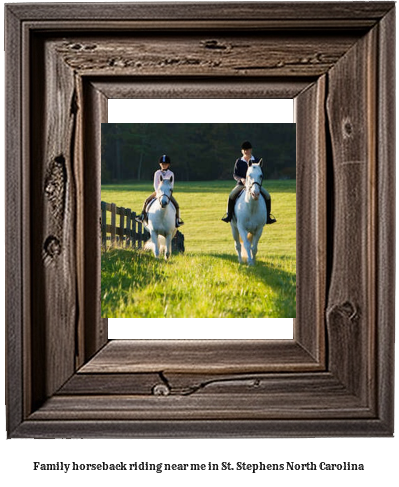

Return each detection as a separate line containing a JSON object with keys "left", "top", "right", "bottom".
{"left": 221, "top": 141, "right": 276, "bottom": 224}
{"left": 135, "top": 154, "right": 184, "bottom": 227}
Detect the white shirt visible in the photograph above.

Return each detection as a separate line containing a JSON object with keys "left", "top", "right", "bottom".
{"left": 240, "top": 155, "right": 256, "bottom": 163}
{"left": 153, "top": 169, "right": 174, "bottom": 191}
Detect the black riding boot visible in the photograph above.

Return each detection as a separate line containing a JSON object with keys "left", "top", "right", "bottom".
{"left": 221, "top": 197, "right": 236, "bottom": 222}
{"left": 135, "top": 210, "right": 147, "bottom": 223}
{"left": 176, "top": 214, "right": 184, "bottom": 227}
{"left": 265, "top": 197, "right": 276, "bottom": 224}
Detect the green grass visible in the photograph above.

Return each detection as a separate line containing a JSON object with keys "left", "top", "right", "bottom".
{"left": 101, "top": 180, "right": 296, "bottom": 318}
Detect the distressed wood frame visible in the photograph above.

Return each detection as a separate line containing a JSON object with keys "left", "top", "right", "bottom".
{"left": 5, "top": 2, "right": 395, "bottom": 438}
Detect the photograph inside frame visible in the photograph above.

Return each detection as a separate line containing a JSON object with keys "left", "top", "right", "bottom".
{"left": 101, "top": 123, "right": 296, "bottom": 320}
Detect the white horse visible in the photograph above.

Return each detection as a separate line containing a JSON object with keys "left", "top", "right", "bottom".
{"left": 231, "top": 160, "right": 267, "bottom": 265}
{"left": 144, "top": 176, "right": 177, "bottom": 260}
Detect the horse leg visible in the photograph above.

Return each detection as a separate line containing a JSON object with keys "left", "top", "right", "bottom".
{"left": 238, "top": 225, "right": 254, "bottom": 265}
{"left": 251, "top": 228, "right": 263, "bottom": 264}
{"left": 151, "top": 231, "right": 160, "bottom": 258}
{"left": 164, "top": 234, "right": 173, "bottom": 260}
{"left": 231, "top": 223, "right": 243, "bottom": 264}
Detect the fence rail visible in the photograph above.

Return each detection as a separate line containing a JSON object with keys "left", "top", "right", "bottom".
{"left": 101, "top": 201, "right": 184, "bottom": 253}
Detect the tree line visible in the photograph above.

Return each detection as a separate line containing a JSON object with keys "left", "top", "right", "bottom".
{"left": 101, "top": 123, "right": 296, "bottom": 183}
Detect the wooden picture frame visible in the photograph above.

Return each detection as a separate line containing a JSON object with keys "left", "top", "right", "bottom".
{"left": 5, "top": 2, "right": 395, "bottom": 438}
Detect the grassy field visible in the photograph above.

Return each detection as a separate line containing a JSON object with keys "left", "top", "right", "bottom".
{"left": 101, "top": 180, "right": 296, "bottom": 318}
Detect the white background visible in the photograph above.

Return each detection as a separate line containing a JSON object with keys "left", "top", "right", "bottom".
{"left": 108, "top": 98, "right": 295, "bottom": 339}
{"left": 1, "top": 1, "right": 398, "bottom": 486}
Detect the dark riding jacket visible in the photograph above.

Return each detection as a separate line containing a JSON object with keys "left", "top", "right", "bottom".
{"left": 233, "top": 156, "right": 263, "bottom": 185}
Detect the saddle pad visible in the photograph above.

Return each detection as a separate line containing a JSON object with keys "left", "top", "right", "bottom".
{"left": 146, "top": 198, "right": 176, "bottom": 213}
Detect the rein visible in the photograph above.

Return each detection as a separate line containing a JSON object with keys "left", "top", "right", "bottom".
{"left": 158, "top": 192, "right": 171, "bottom": 203}
{"left": 247, "top": 179, "right": 263, "bottom": 195}
{"left": 248, "top": 180, "right": 262, "bottom": 190}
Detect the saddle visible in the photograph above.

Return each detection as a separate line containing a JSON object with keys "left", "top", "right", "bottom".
{"left": 145, "top": 198, "right": 176, "bottom": 216}
{"left": 236, "top": 188, "right": 245, "bottom": 199}
{"left": 145, "top": 198, "right": 156, "bottom": 213}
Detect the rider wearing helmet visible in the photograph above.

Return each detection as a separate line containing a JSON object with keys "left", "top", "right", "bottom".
{"left": 136, "top": 155, "right": 184, "bottom": 227}
{"left": 221, "top": 141, "right": 276, "bottom": 224}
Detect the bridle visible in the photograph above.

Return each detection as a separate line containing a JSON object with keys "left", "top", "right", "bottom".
{"left": 247, "top": 173, "right": 263, "bottom": 197}
{"left": 158, "top": 192, "right": 171, "bottom": 205}
{"left": 248, "top": 179, "right": 262, "bottom": 191}
{"left": 157, "top": 180, "right": 173, "bottom": 206}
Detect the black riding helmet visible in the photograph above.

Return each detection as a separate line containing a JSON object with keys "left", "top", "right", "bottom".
{"left": 241, "top": 141, "right": 252, "bottom": 150}
{"left": 159, "top": 154, "right": 171, "bottom": 165}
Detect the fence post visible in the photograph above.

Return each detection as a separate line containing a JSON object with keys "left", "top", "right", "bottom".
{"left": 125, "top": 208, "right": 132, "bottom": 248}
{"left": 102, "top": 202, "right": 171, "bottom": 252}
{"left": 137, "top": 221, "right": 143, "bottom": 249}
{"left": 119, "top": 207, "right": 125, "bottom": 247}
{"left": 132, "top": 216, "right": 137, "bottom": 249}
{"left": 101, "top": 201, "right": 107, "bottom": 247}
{"left": 110, "top": 203, "right": 116, "bottom": 246}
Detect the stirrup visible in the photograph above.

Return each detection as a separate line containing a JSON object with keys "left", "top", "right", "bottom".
{"left": 221, "top": 213, "right": 232, "bottom": 223}
{"left": 267, "top": 214, "right": 277, "bottom": 224}
{"left": 135, "top": 213, "right": 145, "bottom": 223}
{"left": 176, "top": 218, "right": 184, "bottom": 227}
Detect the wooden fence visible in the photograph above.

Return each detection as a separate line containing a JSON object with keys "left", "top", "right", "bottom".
{"left": 101, "top": 201, "right": 184, "bottom": 253}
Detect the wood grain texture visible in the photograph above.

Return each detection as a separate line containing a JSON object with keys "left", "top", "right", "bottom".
{"left": 29, "top": 392, "right": 371, "bottom": 421}
{"left": 5, "top": 2, "right": 395, "bottom": 438}
{"left": 91, "top": 79, "right": 311, "bottom": 100}
{"left": 79, "top": 340, "right": 321, "bottom": 374}
{"left": 60, "top": 371, "right": 355, "bottom": 397}
{"left": 59, "top": 372, "right": 162, "bottom": 396}
{"left": 54, "top": 34, "right": 359, "bottom": 78}
{"left": 376, "top": 7, "right": 395, "bottom": 431}
{"left": 5, "top": 5, "right": 24, "bottom": 436}
{"left": 33, "top": 371, "right": 375, "bottom": 423}
{"left": 80, "top": 81, "right": 109, "bottom": 365}
{"left": 30, "top": 36, "right": 78, "bottom": 408}
{"left": 295, "top": 76, "right": 326, "bottom": 363}
{"left": 326, "top": 26, "right": 377, "bottom": 405}
{"left": 13, "top": 418, "right": 391, "bottom": 439}
{"left": 7, "top": 2, "right": 394, "bottom": 23}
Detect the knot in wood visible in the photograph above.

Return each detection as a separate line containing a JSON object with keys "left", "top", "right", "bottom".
{"left": 339, "top": 301, "right": 358, "bottom": 321}
{"left": 152, "top": 383, "right": 170, "bottom": 396}
{"left": 44, "top": 236, "right": 61, "bottom": 257}
{"left": 45, "top": 156, "right": 66, "bottom": 227}
{"left": 343, "top": 119, "right": 353, "bottom": 138}
{"left": 202, "top": 39, "right": 227, "bottom": 50}
{"left": 83, "top": 44, "right": 97, "bottom": 51}
{"left": 327, "top": 301, "right": 359, "bottom": 324}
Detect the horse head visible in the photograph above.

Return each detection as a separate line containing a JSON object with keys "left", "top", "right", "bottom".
{"left": 246, "top": 159, "right": 263, "bottom": 200}
{"left": 157, "top": 175, "right": 173, "bottom": 208}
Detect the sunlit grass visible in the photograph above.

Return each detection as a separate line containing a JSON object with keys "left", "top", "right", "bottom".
{"left": 101, "top": 180, "right": 296, "bottom": 318}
